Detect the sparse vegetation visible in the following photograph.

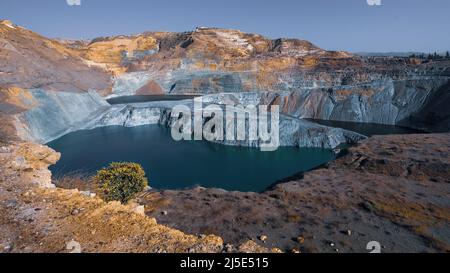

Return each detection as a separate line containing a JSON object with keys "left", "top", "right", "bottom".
{"left": 425, "top": 52, "right": 446, "bottom": 60}
{"left": 287, "top": 214, "right": 301, "bottom": 223}
{"left": 409, "top": 52, "right": 450, "bottom": 60}
{"left": 94, "top": 162, "right": 148, "bottom": 204}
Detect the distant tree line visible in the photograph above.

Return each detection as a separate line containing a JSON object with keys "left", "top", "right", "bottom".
{"left": 409, "top": 51, "right": 450, "bottom": 60}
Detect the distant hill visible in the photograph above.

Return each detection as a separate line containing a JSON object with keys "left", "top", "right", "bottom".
{"left": 355, "top": 52, "right": 425, "bottom": 57}
{"left": 356, "top": 51, "right": 449, "bottom": 57}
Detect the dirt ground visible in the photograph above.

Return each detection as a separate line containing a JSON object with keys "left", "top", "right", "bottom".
{"left": 140, "top": 134, "right": 450, "bottom": 253}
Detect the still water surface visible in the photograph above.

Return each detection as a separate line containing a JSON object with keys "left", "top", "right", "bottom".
{"left": 48, "top": 125, "right": 335, "bottom": 192}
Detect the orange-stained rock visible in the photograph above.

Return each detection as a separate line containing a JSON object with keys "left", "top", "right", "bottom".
{"left": 81, "top": 35, "right": 159, "bottom": 75}
{"left": 0, "top": 20, "right": 112, "bottom": 93}
{"left": 0, "top": 87, "right": 38, "bottom": 114}
{"left": 135, "top": 80, "right": 165, "bottom": 95}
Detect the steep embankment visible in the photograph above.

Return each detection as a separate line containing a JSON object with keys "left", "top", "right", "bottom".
{"left": 0, "top": 19, "right": 113, "bottom": 143}
{"left": 75, "top": 97, "right": 364, "bottom": 149}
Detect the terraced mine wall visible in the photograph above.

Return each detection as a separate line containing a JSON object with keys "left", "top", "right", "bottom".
{"left": 16, "top": 73, "right": 449, "bottom": 146}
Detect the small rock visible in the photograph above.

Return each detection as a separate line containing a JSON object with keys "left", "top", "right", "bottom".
{"left": 71, "top": 208, "right": 80, "bottom": 215}
{"left": 291, "top": 248, "right": 301, "bottom": 253}
{"left": 296, "top": 236, "right": 305, "bottom": 244}
{"left": 66, "top": 240, "right": 82, "bottom": 253}
{"left": 80, "top": 191, "right": 95, "bottom": 198}
{"left": 346, "top": 229, "right": 352, "bottom": 236}
{"left": 271, "top": 248, "right": 283, "bottom": 253}
{"left": 335, "top": 248, "right": 340, "bottom": 253}
{"left": 134, "top": 205, "right": 145, "bottom": 216}
{"left": 360, "top": 201, "right": 374, "bottom": 212}
{"left": 0, "top": 146, "right": 10, "bottom": 153}
{"left": 330, "top": 242, "right": 335, "bottom": 247}
{"left": 259, "top": 235, "right": 268, "bottom": 242}
{"left": 6, "top": 200, "right": 17, "bottom": 208}
{"left": 224, "top": 244, "right": 233, "bottom": 253}
{"left": 3, "top": 244, "right": 12, "bottom": 252}
{"left": 161, "top": 210, "right": 168, "bottom": 216}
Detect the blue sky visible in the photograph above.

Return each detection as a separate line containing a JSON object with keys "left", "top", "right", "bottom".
{"left": 0, "top": 0, "right": 449, "bottom": 52}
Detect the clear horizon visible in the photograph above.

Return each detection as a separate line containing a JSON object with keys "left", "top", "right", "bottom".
{"left": 1, "top": 0, "right": 449, "bottom": 53}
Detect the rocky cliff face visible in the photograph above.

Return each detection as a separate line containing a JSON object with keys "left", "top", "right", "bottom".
{"left": 79, "top": 98, "right": 365, "bottom": 149}
{"left": 64, "top": 26, "right": 450, "bottom": 134}
{"left": 1, "top": 20, "right": 449, "bottom": 145}
{"left": 19, "top": 89, "right": 110, "bottom": 143}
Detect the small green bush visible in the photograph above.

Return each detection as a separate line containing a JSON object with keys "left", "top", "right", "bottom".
{"left": 94, "top": 162, "right": 148, "bottom": 204}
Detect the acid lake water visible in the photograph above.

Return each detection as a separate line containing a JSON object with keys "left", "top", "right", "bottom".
{"left": 307, "top": 119, "right": 425, "bottom": 136}
{"left": 107, "top": 95, "right": 199, "bottom": 105}
{"left": 48, "top": 125, "right": 335, "bottom": 192}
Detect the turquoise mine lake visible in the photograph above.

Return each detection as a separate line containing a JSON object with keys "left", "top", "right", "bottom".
{"left": 48, "top": 125, "right": 335, "bottom": 192}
